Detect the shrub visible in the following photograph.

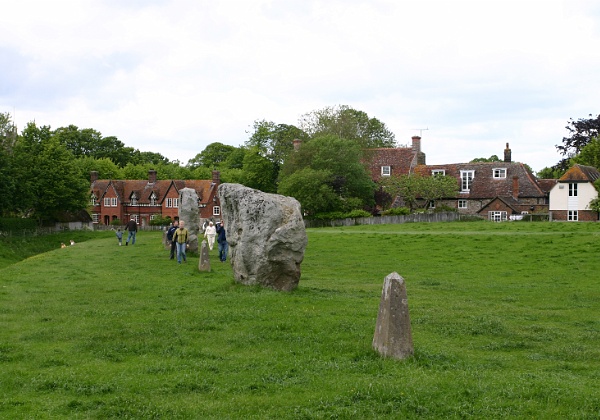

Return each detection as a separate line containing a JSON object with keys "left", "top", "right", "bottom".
{"left": 344, "top": 209, "right": 372, "bottom": 218}
{"left": 381, "top": 207, "right": 410, "bottom": 216}
{"left": 0, "top": 217, "right": 38, "bottom": 231}
{"left": 150, "top": 215, "right": 172, "bottom": 226}
{"left": 433, "top": 204, "right": 457, "bottom": 213}
{"left": 110, "top": 219, "right": 122, "bottom": 226}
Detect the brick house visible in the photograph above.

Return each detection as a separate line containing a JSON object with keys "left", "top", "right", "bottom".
{"left": 548, "top": 164, "right": 600, "bottom": 221}
{"left": 90, "top": 170, "right": 222, "bottom": 226}
{"left": 372, "top": 140, "right": 551, "bottom": 220}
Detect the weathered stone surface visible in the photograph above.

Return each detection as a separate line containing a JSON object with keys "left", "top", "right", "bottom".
{"left": 178, "top": 188, "right": 201, "bottom": 252}
{"left": 198, "top": 240, "right": 210, "bottom": 272}
{"left": 218, "top": 183, "right": 307, "bottom": 291}
{"left": 373, "top": 272, "right": 414, "bottom": 359}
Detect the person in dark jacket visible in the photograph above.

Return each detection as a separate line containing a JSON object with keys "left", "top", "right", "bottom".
{"left": 125, "top": 217, "right": 138, "bottom": 245}
{"left": 216, "top": 221, "right": 228, "bottom": 262}
{"left": 166, "top": 220, "right": 179, "bottom": 259}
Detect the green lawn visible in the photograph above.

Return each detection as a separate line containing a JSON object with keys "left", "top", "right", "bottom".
{"left": 1, "top": 221, "right": 599, "bottom": 418}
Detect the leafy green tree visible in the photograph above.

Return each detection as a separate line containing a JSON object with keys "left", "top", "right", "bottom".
{"left": 246, "top": 120, "right": 307, "bottom": 165}
{"left": 278, "top": 168, "right": 340, "bottom": 215}
{"left": 13, "top": 122, "right": 88, "bottom": 223}
{"left": 0, "top": 113, "right": 17, "bottom": 215}
{"left": 0, "top": 112, "right": 17, "bottom": 150}
{"left": 75, "top": 156, "right": 124, "bottom": 181}
{"left": 240, "top": 148, "right": 277, "bottom": 192}
{"left": 299, "top": 105, "right": 396, "bottom": 149}
{"left": 555, "top": 114, "right": 600, "bottom": 170}
{"left": 378, "top": 174, "right": 458, "bottom": 211}
{"left": 571, "top": 136, "right": 600, "bottom": 169}
{"left": 279, "top": 134, "right": 375, "bottom": 213}
{"left": 470, "top": 155, "right": 501, "bottom": 163}
{"left": 536, "top": 166, "right": 566, "bottom": 179}
{"left": 187, "top": 142, "right": 237, "bottom": 169}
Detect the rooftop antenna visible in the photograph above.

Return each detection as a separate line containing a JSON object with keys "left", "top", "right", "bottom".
{"left": 413, "top": 127, "right": 429, "bottom": 136}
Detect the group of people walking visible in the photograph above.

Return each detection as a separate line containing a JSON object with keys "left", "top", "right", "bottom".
{"left": 166, "top": 219, "right": 228, "bottom": 264}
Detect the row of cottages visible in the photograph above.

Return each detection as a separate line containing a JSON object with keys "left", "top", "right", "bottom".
{"left": 370, "top": 137, "right": 586, "bottom": 221}
{"left": 89, "top": 170, "right": 222, "bottom": 226}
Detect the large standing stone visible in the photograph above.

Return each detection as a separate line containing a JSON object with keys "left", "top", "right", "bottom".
{"left": 373, "top": 272, "right": 414, "bottom": 359}
{"left": 178, "top": 188, "right": 201, "bottom": 252}
{"left": 218, "top": 183, "right": 307, "bottom": 291}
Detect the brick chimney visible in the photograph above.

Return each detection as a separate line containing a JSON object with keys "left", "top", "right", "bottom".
{"left": 504, "top": 143, "right": 511, "bottom": 162}
{"left": 90, "top": 171, "right": 99, "bottom": 183}
{"left": 212, "top": 170, "right": 221, "bottom": 184}
{"left": 411, "top": 136, "right": 421, "bottom": 153}
{"left": 148, "top": 169, "right": 157, "bottom": 184}
{"left": 512, "top": 176, "right": 519, "bottom": 200}
{"left": 293, "top": 139, "right": 302, "bottom": 151}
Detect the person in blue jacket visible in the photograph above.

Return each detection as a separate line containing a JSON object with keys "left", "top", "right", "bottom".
{"left": 215, "top": 221, "right": 228, "bottom": 262}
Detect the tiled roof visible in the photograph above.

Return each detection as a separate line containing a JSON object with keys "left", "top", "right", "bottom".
{"left": 366, "top": 147, "right": 418, "bottom": 181}
{"left": 558, "top": 164, "right": 600, "bottom": 182}
{"left": 415, "top": 161, "right": 546, "bottom": 199}
{"left": 90, "top": 179, "right": 215, "bottom": 204}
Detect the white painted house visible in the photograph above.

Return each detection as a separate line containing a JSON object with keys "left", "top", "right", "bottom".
{"left": 549, "top": 164, "right": 600, "bottom": 221}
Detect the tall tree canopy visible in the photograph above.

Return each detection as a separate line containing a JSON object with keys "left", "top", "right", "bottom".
{"left": 186, "top": 142, "right": 237, "bottom": 169}
{"left": 299, "top": 105, "right": 396, "bottom": 149}
{"left": 245, "top": 120, "right": 307, "bottom": 165}
{"left": 555, "top": 114, "right": 600, "bottom": 170}
{"left": 13, "top": 122, "right": 88, "bottom": 223}
{"left": 279, "top": 134, "right": 375, "bottom": 214}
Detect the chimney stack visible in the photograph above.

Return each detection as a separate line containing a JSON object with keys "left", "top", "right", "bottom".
{"left": 293, "top": 139, "right": 302, "bottom": 151}
{"left": 212, "top": 170, "right": 221, "bottom": 184}
{"left": 512, "top": 176, "right": 519, "bottom": 200}
{"left": 90, "top": 171, "right": 99, "bottom": 183}
{"left": 504, "top": 143, "right": 511, "bottom": 162}
{"left": 411, "top": 136, "right": 421, "bottom": 153}
{"left": 148, "top": 169, "right": 157, "bottom": 184}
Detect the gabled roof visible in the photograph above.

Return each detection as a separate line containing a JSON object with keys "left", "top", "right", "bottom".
{"left": 558, "top": 164, "right": 600, "bottom": 183}
{"left": 536, "top": 179, "right": 558, "bottom": 193}
{"left": 90, "top": 179, "right": 217, "bottom": 204}
{"left": 415, "top": 161, "right": 546, "bottom": 199}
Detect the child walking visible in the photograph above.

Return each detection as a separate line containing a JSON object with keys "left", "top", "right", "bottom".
{"left": 116, "top": 228, "right": 123, "bottom": 246}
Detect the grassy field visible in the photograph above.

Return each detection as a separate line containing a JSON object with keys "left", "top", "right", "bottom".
{"left": 1, "top": 221, "right": 599, "bottom": 418}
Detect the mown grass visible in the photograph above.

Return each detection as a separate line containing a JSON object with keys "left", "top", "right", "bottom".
{"left": 1, "top": 221, "right": 599, "bottom": 418}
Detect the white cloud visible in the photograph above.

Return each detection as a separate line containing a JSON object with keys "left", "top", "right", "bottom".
{"left": 1, "top": 0, "right": 599, "bottom": 171}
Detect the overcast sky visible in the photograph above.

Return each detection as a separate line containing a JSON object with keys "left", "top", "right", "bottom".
{"left": 2, "top": 0, "right": 599, "bottom": 172}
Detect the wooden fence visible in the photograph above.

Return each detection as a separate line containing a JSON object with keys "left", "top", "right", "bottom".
{"left": 304, "top": 212, "right": 481, "bottom": 228}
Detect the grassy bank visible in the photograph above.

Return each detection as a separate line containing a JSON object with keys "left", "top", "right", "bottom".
{"left": 1, "top": 222, "right": 599, "bottom": 418}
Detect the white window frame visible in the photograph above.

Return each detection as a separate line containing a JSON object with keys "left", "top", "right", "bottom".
{"left": 569, "top": 183, "right": 578, "bottom": 197}
{"left": 213, "top": 206, "right": 221, "bottom": 216}
{"left": 149, "top": 193, "right": 158, "bottom": 206}
{"left": 381, "top": 166, "right": 391, "bottom": 176}
{"left": 111, "top": 197, "right": 117, "bottom": 207}
{"left": 166, "top": 198, "right": 179, "bottom": 208}
{"left": 90, "top": 194, "right": 97, "bottom": 206}
{"left": 568, "top": 210, "right": 578, "bottom": 221}
{"left": 92, "top": 213, "right": 99, "bottom": 223}
{"left": 460, "top": 170, "right": 474, "bottom": 192}
{"left": 493, "top": 168, "right": 507, "bottom": 179}
{"left": 489, "top": 211, "right": 507, "bottom": 222}
{"left": 104, "top": 197, "right": 111, "bottom": 207}
{"left": 432, "top": 169, "right": 446, "bottom": 176}
{"left": 458, "top": 199, "right": 467, "bottom": 209}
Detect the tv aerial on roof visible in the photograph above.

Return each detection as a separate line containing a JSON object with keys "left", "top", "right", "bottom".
{"left": 413, "top": 127, "right": 429, "bottom": 136}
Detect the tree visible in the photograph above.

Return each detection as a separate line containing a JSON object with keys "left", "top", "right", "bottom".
{"left": 378, "top": 174, "right": 458, "bottom": 211}
{"left": 536, "top": 166, "right": 566, "bottom": 179}
{"left": 13, "top": 122, "right": 88, "bottom": 223}
{"left": 245, "top": 120, "right": 307, "bottom": 165}
{"left": 555, "top": 114, "right": 600, "bottom": 170}
{"left": 0, "top": 112, "right": 17, "bottom": 150}
{"left": 470, "top": 155, "right": 500, "bottom": 163}
{"left": 299, "top": 105, "right": 396, "bottom": 149}
{"left": 187, "top": 142, "right": 237, "bottom": 169}
{"left": 279, "top": 134, "right": 375, "bottom": 213}
{"left": 571, "top": 136, "right": 600, "bottom": 169}
{"left": 240, "top": 148, "right": 277, "bottom": 192}
{"left": 278, "top": 168, "right": 340, "bottom": 215}
{"left": 0, "top": 112, "right": 16, "bottom": 215}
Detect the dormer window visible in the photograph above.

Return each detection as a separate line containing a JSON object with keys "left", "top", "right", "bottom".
{"left": 131, "top": 194, "right": 138, "bottom": 206}
{"left": 460, "top": 170, "right": 474, "bottom": 192}
{"left": 381, "top": 166, "right": 391, "bottom": 176}
{"left": 493, "top": 168, "right": 507, "bottom": 179}
{"left": 90, "top": 194, "right": 97, "bottom": 206}
{"left": 432, "top": 169, "right": 445, "bottom": 177}
{"left": 149, "top": 192, "right": 158, "bottom": 206}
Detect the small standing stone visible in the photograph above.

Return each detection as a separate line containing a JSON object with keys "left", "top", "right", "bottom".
{"left": 373, "top": 272, "right": 414, "bottom": 359}
{"left": 198, "top": 240, "right": 210, "bottom": 272}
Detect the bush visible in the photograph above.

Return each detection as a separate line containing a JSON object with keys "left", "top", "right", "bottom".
{"left": 433, "top": 205, "right": 457, "bottom": 213}
{"left": 310, "top": 210, "right": 372, "bottom": 220}
{"left": 344, "top": 209, "right": 372, "bottom": 218}
{"left": 150, "top": 215, "right": 172, "bottom": 226}
{"left": 0, "top": 217, "right": 38, "bottom": 231}
{"left": 110, "top": 219, "right": 122, "bottom": 226}
{"left": 381, "top": 207, "right": 410, "bottom": 216}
